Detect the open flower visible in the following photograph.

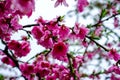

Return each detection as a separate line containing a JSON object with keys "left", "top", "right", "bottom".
{"left": 51, "top": 41, "right": 68, "bottom": 61}
{"left": 76, "top": 25, "right": 89, "bottom": 40}
{"left": 108, "top": 48, "right": 120, "bottom": 61}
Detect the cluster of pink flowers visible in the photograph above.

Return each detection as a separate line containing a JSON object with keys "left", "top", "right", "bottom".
{"left": 8, "top": 40, "right": 31, "bottom": 57}
{"left": 77, "top": 0, "right": 89, "bottom": 12}
{"left": 53, "top": 0, "right": 89, "bottom": 13}
{"left": 31, "top": 16, "right": 89, "bottom": 61}
{"left": 18, "top": 55, "right": 84, "bottom": 80}
{"left": 1, "top": 56, "right": 15, "bottom": 67}
{"left": 107, "top": 65, "right": 120, "bottom": 79}
{"left": 108, "top": 48, "right": 120, "bottom": 61}
{"left": 1, "top": 0, "right": 120, "bottom": 80}
{"left": 0, "top": 0, "right": 35, "bottom": 41}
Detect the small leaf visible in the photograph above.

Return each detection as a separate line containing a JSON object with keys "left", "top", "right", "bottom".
{"left": 117, "top": 10, "right": 120, "bottom": 14}
{"left": 101, "top": 9, "right": 107, "bottom": 18}
{"left": 87, "top": 24, "right": 92, "bottom": 28}
{"left": 92, "top": 36, "right": 100, "bottom": 40}
{"left": 57, "top": 16, "right": 65, "bottom": 22}
{"left": 0, "top": 74, "right": 4, "bottom": 80}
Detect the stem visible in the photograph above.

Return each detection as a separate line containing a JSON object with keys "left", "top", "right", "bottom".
{"left": 23, "top": 24, "right": 39, "bottom": 28}
{"left": 27, "top": 49, "right": 51, "bottom": 62}
{"left": 67, "top": 53, "right": 77, "bottom": 80}
{"left": 92, "top": 13, "right": 120, "bottom": 27}
{"left": 3, "top": 46, "right": 27, "bottom": 80}
{"left": 86, "top": 36, "right": 109, "bottom": 51}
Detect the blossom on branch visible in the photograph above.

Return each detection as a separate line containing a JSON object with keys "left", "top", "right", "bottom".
{"left": 8, "top": 40, "right": 31, "bottom": 57}
{"left": 51, "top": 41, "right": 68, "bottom": 61}
{"left": 108, "top": 48, "right": 120, "bottom": 61}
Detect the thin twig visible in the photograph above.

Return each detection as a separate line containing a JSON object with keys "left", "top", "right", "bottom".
{"left": 86, "top": 36, "right": 109, "bottom": 51}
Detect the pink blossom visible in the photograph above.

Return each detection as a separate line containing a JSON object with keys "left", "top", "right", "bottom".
{"left": 1, "top": 56, "right": 15, "bottom": 67}
{"left": 77, "top": 25, "right": 89, "bottom": 40}
{"left": 38, "top": 30, "right": 53, "bottom": 48}
{"left": 31, "top": 26, "right": 44, "bottom": 40}
{"left": 69, "top": 32, "right": 77, "bottom": 41}
{"left": 73, "top": 56, "right": 83, "bottom": 68}
{"left": 20, "top": 63, "right": 34, "bottom": 79}
{"left": 34, "top": 61, "right": 51, "bottom": 77}
{"left": 46, "top": 75, "right": 57, "bottom": 80}
{"left": 86, "top": 52, "right": 95, "bottom": 59}
{"left": 0, "top": 17, "right": 11, "bottom": 41}
{"left": 82, "top": 39, "right": 88, "bottom": 47}
{"left": 8, "top": 40, "right": 31, "bottom": 57}
{"left": 77, "top": 0, "right": 89, "bottom": 12}
{"left": 34, "top": 64, "right": 50, "bottom": 77}
{"left": 40, "top": 61, "right": 50, "bottom": 68}
{"left": 108, "top": 48, "right": 120, "bottom": 61}
{"left": 51, "top": 41, "right": 68, "bottom": 61}
{"left": 73, "top": 23, "right": 89, "bottom": 40}
{"left": 8, "top": 40, "right": 21, "bottom": 51}
{"left": 108, "top": 65, "right": 120, "bottom": 74}
{"left": 114, "top": 17, "right": 119, "bottom": 28}
{"left": 10, "top": 15, "right": 22, "bottom": 31}
{"left": 0, "top": 0, "right": 12, "bottom": 18}
{"left": 54, "top": 0, "right": 68, "bottom": 7}
{"left": 59, "top": 25, "right": 70, "bottom": 40}
{"left": 59, "top": 69, "right": 71, "bottom": 80}
{"left": 18, "top": 41, "right": 31, "bottom": 56}
{"left": 11, "top": 0, "right": 35, "bottom": 17}
{"left": 111, "top": 6, "right": 118, "bottom": 14}
{"left": 94, "top": 27, "right": 102, "bottom": 36}
{"left": 47, "top": 21, "right": 59, "bottom": 31}
{"left": 110, "top": 74, "right": 120, "bottom": 80}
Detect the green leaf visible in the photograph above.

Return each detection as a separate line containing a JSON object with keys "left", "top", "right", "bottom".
{"left": 101, "top": 9, "right": 107, "bottom": 18}
{"left": 92, "top": 36, "right": 100, "bottom": 40}
{"left": 117, "top": 10, "right": 120, "bottom": 14}
{"left": 57, "top": 15, "right": 65, "bottom": 22}
{"left": 0, "top": 74, "right": 4, "bottom": 80}
{"left": 87, "top": 24, "right": 92, "bottom": 28}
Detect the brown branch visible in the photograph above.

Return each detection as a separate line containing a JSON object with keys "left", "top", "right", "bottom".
{"left": 86, "top": 36, "right": 109, "bottom": 52}
{"left": 67, "top": 53, "right": 77, "bottom": 80}
{"left": 3, "top": 46, "right": 27, "bottom": 80}
{"left": 23, "top": 24, "right": 39, "bottom": 28}
{"left": 92, "top": 13, "right": 120, "bottom": 27}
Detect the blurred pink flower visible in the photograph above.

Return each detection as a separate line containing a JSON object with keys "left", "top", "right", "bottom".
{"left": 73, "top": 56, "right": 83, "bottom": 68}
{"left": 110, "top": 74, "right": 120, "bottom": 80}
{"left": 10, "top": 15, "right": 22, "bottom": 31}
{"left": 108, "top": 48, "right": 120, "bottom": 61}
{"left": 114, "top": 17, "right": 119, "bottom": 28}
{"left": 94, "top": 27, "right": 102, "bottom": 36}
{"left": 31, "top": 26, "right": 44, "bottom": 40}
{"left": 54, "top": 0, "right": 68, "bottom": 7}
{"left": 38, "top": 30, "right": 53, "bottom": 48}
{"left": 20, "top": 63, "right": 34, "bottom": 79}
{"left": 77, "top": 0, "right": 89, "bottom": 12}
{"left": 108, "top": 65, "right": 120, "bottom": 74}
{"left": 8, "top": 40, "right": 31, "bottom": 57}
{"left": 11, "top": 0, "right": 35, "bottom": 17}
{"left": 1, "top": 56, "right": 15, "bottom": 67}
{"left": 59, "top": 25, "right": 70, "bottom": 40}
{"left": 77, "top": 26, "right": 89, "bottom": 40}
